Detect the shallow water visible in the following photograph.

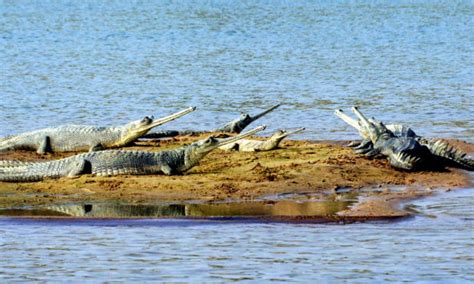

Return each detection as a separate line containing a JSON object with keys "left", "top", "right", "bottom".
{"left": 0, "top": 197, "right": 355, "bottom": 219}
{"left": 0, "top": 189, "right": 473, "bottom": 282}
{"left": 1, "top": 0, "right": 473, "bottom": 282}
{"left": 1, "top": 0, "right": 473, "bottom": 141}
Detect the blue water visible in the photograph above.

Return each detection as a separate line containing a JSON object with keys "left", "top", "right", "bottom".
{"left": 0, "top": 189, "right": 473, "bottom": 282}
{"left": 1, "top": 0, "right": 473, "bottom": 282}
{"left": 0, "top": 0, "right": 473, "bottom": 141}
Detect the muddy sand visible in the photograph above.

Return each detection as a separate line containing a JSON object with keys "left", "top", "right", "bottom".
{"left": 0, "top": 134, "right": 472, "bottom": 220}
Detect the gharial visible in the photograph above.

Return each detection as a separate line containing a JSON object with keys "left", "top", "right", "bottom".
{"left": 0, "top": 107, "right": 196, "bottom": 154}
{"left": 218, "top": 128, "right": 305, "bottom": 152}
{"left": 335, "top": 107, "right": 473, "bottom": 171}
{"left": 140, "top": 104, "right": 280, "bottom": 139}
{"left": 0, "top": 125, "right": 266, "bottom": 182}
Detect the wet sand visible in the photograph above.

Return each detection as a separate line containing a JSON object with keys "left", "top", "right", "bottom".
{"left": 0, "top": 135, "right": 472, "bottom": 219}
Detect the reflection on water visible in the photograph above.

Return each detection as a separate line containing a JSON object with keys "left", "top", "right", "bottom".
{"left": 0, "top": 199, "right": 353, "bottom": 221}
{"left": 0, "top": 189, "right": 472, "bottom": 282}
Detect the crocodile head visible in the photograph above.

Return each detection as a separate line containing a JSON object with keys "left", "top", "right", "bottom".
{"left": 269, "top": 127, "right": 305, "bottom": 143}
{"left": 181, "top": 125, "right": 266, "bottom": 170}
{"left": 351, "top": 107, "right": 394, "bottom": 144}
{"left": 335, "top": 108, "right": 374, "bottom": 140}
{"left": 120, "top": 107, "right": 196, "bottom": 144}
{"left": 217, "top": 104, "right": 280, "bottom": 133}
{"left": 335, "top": 108, "right": 418, "bottom": 139}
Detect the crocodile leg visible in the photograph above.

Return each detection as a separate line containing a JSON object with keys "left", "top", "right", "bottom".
{"left": 67, "top": 159, "right": 92, "bottom": 178}
{"left": 353, "top": 139, "right": 373, "bottom": 150}
{"left": 89, "top": 143, "right": 104, "bottom": 152}
{"left": 353, "top": 143, "right": 375, "bottom": 154}
{"left": 37, "top": 136, "right": 52, "bottom": 154}
{"left": 161, "top": 164, "right": 175, "bottom": 176}
{"left": 364, "top": 149, "right": 381, "bottom": 158}
{"left": 347, "top": 141, "right": 361, "bottom": 147}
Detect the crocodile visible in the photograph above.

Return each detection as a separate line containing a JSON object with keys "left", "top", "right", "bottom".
{"left": 140, "top": 104, "right": 281, "bottom": 139}
{"left": 0, "top": 125, "right": 266, "bottom": 182}
{"left": 219, "top": 128, "right": 305, "bottom": 152}
{"left": 335, "top": 107, "right": 473, "bottom": 171}
{"left": 0, "top": 107, "right": 196, "bottom": 154}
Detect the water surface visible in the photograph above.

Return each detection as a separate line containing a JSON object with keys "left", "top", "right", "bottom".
{"left": 1, "top": 0, "right": 473, "bottom": 141}
{"left": 0, "top": 0, "right": 473, "bottom": 282}
{"left": 0, "top": 189, "right": 473, "bottom": 282}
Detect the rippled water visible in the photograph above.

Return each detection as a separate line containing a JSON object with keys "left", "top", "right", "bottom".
{"left": 0, "top": 189, "right": 473, "bottom": 282}
{"left": 1, "top": 0, "right": 473, "bottom": 282}
{"left": 1, "top": 0, "right": 473, "bottom": 141}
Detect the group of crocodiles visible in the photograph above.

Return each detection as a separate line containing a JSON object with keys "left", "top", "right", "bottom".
{"left": 0, "top": 105, "right": 472, "bottom": 182}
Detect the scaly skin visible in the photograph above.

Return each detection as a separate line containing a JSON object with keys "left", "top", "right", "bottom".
{"left": 141, "top": 104, "right": 280, "bottom": 139}
{"left": 0, "top": 126, "right": 266, "bottom": 182}
{"left": 335, "top": 107, "right": 473, "bottom": 171}
{"left": 219, "top": 128, "right": 304, "bottom": 152}
{"left": 0, "top": 107, "right": 196, "bottom": 154}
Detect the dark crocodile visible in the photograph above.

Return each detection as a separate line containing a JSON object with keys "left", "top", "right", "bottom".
{"left": 140, "top": 104, "right": 280, "bottom": 139}
{"left": 0, "top": 125, "right": 265, "bottom": 182}
{"left": 335, "top": 107, "right": 473, "bottom": 171}
{"left": 0, "top": 107, "right": 196, "bottom": 154}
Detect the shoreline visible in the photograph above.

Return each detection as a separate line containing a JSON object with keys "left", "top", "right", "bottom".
{"left": 0, "top": 136, "right": 472, "bottom": 221}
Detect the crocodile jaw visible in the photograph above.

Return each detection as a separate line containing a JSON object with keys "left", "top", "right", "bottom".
{"left": 250, "top": 104, "right": 281, "bottom": 121}
{"left": 120, "top": 106, "right": 196, "bottom": 144}
{"left": 334, "top": 109, "right": 361, "bottom": 130}
{"left": 351, "top": 106, "right": 384, "bottom": 143}
{"left": 193, "top": 125, "right": 267, "bottom": 156}
{"left": 215, "top": 125, "right": 267, "bottom": 149}
{"left": 146, "top": 106, "right": 196, "bottom": 130}
{"left": 218, "top": 104, "right": 280, "bottom": 133}
{"left": 335, "top": 108, "right": 371, "bottom": 139}
{"left": 272, "top": 127, "right": 305, "bottom": 140}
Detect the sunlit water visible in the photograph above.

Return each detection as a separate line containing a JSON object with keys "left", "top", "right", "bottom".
{"left": 1, "top": 0, "right": 473, "bottom": 282}
{"left": 0, "top": 0, "right": 473, "bottom": 141}
{"left": 0, "top": 189, "right": 473, "bottom": 282}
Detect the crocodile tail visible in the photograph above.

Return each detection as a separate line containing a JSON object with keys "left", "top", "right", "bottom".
{"left": 0, "top": 160, "right": 36, "bottom": 168}
{"left": 0, "top": 165, "right": 43, "bottom": 182}
{"left": 0, "top": 134, "right": 16, "bottom": 143}
{"left": 0, "top": 140, "right": 16, "bottom": 152}
{"left": 0, "top": 134, "right": 28, "bottom": 152}
{"left": 417, "top": 137, "right": 474, "bottom": 171}
{"left": 0, "top": 159, "right": 67, "bottom": 182}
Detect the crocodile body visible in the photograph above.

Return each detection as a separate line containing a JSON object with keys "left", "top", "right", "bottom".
{"left": 219, "top": 128, "right": 304, "bottom": 152}
{"left": 0, "top": 107, "right": 195, "bottom": 154}
{"left": 141, "top": 104, "right": 280, "bottom": 139}
{"left": 0, "top": 125, "right": 265, "bottom": 182}
{"left": 335, "top": 107, "right": 473, "bottom": 171}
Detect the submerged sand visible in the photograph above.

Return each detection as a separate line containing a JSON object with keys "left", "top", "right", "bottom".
{"left": 0, "top": 135, "right": 472, "bottom": 219}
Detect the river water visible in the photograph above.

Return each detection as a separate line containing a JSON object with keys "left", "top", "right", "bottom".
{"left": 0, "top": 189, "right": 473, "bottom": 282}
{"left": 0, "top": 0, "right": 473, "bottom": 282}
{"left": 1, "top": 0, "right": 473, "bottom": 141}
